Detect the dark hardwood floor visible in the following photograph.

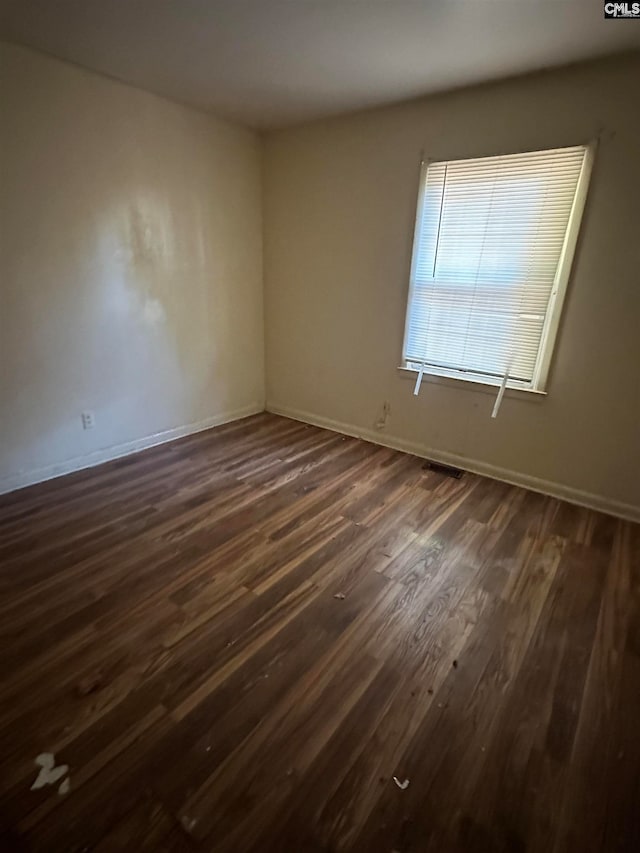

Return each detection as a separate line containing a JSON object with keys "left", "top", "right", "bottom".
{"left": 0, "top": 413, "right": 638, "bottom": 852}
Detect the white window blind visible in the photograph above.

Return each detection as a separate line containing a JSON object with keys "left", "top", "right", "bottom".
{"left": 403, "top": 144, "right": 591, "bottom": 391}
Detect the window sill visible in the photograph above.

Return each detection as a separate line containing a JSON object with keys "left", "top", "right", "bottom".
{"left": 396, "top": 366, "right": 548, "bottom": 399}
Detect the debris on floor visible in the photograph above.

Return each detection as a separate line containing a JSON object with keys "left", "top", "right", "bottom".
{"left": 452, "top": 659, "right": 458, "bottom": 669}
{"left": 181, "top": 816, "right": 198, "bottom": 834}
{"left": 333, "top": 592, "right": 346, "bottom": 600}
{"left": 31, "top": 754, "right": 69, "bottom": 791}
{"left": 393, "top": 776, "right": 410, "bottom": 790}
{"left": 58, "top": 778, "right": 71, "bottom": 796}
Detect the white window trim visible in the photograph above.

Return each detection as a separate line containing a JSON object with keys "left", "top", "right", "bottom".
{"left": 395, "top": 365, "right": 548, "bottom": 397}
{"left": 400, "top": 142, "right": 596, "bottom": 394}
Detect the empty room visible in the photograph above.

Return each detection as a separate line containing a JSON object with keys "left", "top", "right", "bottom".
{"left": 1, "top": 1, "right": 639, "bottom": 850}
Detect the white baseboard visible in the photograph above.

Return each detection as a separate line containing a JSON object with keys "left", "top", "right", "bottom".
{"left": 266, "top": 402, "right": 640, "bottom": 524}
{"left": 0, "top": 402, "right": 263, "bottom": 496}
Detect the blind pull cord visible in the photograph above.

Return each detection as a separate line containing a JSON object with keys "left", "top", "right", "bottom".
{"left": 491, "top": 371, "right": 509, "bottom": 419}
{"left": 414, "top": 158, "right": 445, "bottom": 400}
{"left": 491, "top": 358, "right": 512, "bottom": 419}
{"left": 413, "top": 360, "right": 427, "bottom": 396}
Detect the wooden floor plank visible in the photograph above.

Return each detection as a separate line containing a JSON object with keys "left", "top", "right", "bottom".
{"left": 0, "top": 413, "right": 638, "bottom": 852}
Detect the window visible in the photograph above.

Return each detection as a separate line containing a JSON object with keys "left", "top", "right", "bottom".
{"left": 402, "top": 144, "right": 593, "bottom": 393}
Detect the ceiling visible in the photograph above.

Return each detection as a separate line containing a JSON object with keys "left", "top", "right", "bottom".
{"left": 1, "top": 1, "right": 639, "bottom": 129}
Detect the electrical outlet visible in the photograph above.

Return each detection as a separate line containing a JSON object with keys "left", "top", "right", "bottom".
{"left": 81, "top": 411, "right": 95, "bottom": 430}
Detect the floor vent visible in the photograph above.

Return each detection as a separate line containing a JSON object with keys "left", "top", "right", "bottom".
{"left": 423, "top": 460, "right": 464, "bottom": 479}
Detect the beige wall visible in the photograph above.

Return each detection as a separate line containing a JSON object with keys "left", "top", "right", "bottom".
{"left": 264, "top": 54, "right": 640, "bottom": 518}
{"left": 0, "top": 43, "right": 264, "bottom": 491}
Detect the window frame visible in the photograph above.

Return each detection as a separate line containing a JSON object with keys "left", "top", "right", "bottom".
{"left": 401, "top": 143, "right": 596, "bottom": 394}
